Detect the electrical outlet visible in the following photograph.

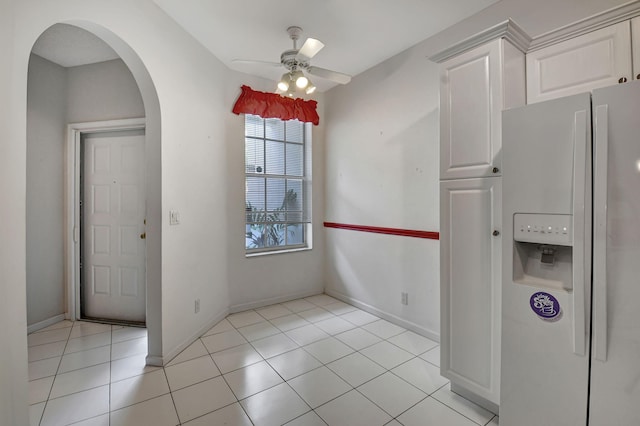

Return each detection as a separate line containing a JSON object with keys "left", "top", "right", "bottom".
{"left": 194, "top": 298, "right": 200, "bottom": 314}
{"left": 401, "top": 292, "right": 409, "bottom": 306}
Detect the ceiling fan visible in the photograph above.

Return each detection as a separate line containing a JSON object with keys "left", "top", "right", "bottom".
{"left": 233, "top": 26, "right": 351, "bottom": 96}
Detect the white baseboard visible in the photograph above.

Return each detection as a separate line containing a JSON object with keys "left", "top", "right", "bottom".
{"left": 27, "top": 314, "right": 66, "bottom": 334}
{"left": 145, "top": 287, "right": 438, "bottom": 366}
{"left": 451, "top": 382, "right": 499, "bottom": 415}
{"left": 145, "top": 355, "right": 163, "bottom": 367}
{"left": 228, "top": 288, "right": 323, "bottom": 313}
{"left": 146, "top": 308, "right": 229, "bottom": 367}
{"left": 325, "top": 289, "right": 440, "bottom": 343}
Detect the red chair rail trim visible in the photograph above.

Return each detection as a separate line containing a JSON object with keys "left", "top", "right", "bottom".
{"left": 324, "top": 222, "right": 439, "bottom": 240}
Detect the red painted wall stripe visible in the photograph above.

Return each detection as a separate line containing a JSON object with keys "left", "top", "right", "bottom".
{"left": 324, "top": 222, "right": 439, "bottom": 240}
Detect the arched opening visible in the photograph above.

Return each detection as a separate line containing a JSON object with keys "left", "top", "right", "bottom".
{"left": 25, "top": 22, "right": 162, "bottom": 364}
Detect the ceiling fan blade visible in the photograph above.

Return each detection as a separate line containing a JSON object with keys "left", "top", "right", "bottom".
{"left": 231, "top": 59, "right": 282, "bottom": 67}
{"left": 308, "top": 66, "right": 351, "bottom": 84}
{"left": 296, "top": 38, "right": 324, "bottom": 61}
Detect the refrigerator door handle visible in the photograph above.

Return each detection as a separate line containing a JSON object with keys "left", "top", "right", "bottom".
{"left": 572, "top": 110, "right": 588, "bottom": 357}
{"left": 593, "top": 104, "right": 608, "bottom": 362}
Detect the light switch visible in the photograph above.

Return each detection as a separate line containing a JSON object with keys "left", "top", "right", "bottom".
{"left": 170, "top": 210, "right": 180, "bottom": 225}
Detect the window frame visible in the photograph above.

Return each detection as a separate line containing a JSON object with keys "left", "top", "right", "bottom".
{"left": 244, "top": 114, "right": 312, "bottom": 255}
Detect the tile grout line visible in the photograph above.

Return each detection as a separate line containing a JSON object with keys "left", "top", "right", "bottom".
{"left": 37, "top": 323, "right": 73, "bottom": 425}
{"left": 241, "top": 302, "right": 393, "bottom": 424}
{"left": 31, "top": 297, "right": 480, "bottom": 426}
{"left": 109, "top": 324, "right": 113, "bottom": 426}
{"left": 160, "top": 360, "right": 181, "bottom": 426}
{"left": 427, "top": 382, "right": 495, "bottom": 426}
{"left": 230, "top": 301, "right": 340, "bottom": 424}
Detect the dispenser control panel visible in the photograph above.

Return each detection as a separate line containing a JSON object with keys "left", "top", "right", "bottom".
{"left": 513, "top": 213, "right": 573, "bottom": 246}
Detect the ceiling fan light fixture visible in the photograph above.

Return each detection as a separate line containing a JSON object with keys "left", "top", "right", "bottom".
{"left": 295, "top": 74, "right": 309, "bottom": 89}
{"left": 277, "top": 73, "right": 291, "bottom": 91}
{"left": 305, "top": 83, "right": 316, "bottom": 94}
{"left": 284, "top": 82, "right": 297, "bottom": 97}
{"left": 289, "top": 70, "right": 308, "bottom": 89}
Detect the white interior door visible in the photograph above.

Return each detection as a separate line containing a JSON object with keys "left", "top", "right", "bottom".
{"left": 82, "top": 130, "right": 146, "bottom": 323}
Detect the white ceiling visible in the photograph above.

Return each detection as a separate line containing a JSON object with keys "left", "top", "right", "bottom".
{"left": 32, "top": 0, "right": 499, "bottom": 91}
{"left": 32, "top": 24, "right": 119, "bottom": 68}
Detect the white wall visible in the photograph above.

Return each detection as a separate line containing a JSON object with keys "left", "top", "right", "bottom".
{"left": 16, "top": 0, "right": 327, "bottom": 370}
{"left": 324, "top": 43, "right": 441, "bottom": 338}
{"left": 0, "top": 0, "right": 29, "bottom": 422}
{"left": 2, "top": 2, "right": 241, "bottom": 418}
{"left": 26, "top": 54, "right": 68, "bottom": 327}
{"left": 67, "top": 58, "right": 145, "bottom": 123}
{"left": 323, "top": 0, "right": 635, "bottom": 340}
{"left": 21, "top": 1, "right": 325, "bottom": 365}
{"left": 224, "top": 76, "right": 326, "bottom": 312}
{"left": 25, "top": 55, "right": 146, "bottom": 329}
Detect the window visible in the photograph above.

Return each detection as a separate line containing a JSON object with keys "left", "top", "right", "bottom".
{"left": 245, "top": 114, "right": 311, "bottom": 253}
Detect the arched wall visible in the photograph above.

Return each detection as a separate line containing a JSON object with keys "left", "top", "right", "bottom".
{"left": 1, "top": 1, "right": 328, "bottom": 423}
{"left": 1, "top": 1, "right": 234, "bottom": 421}
{"left": 64, "top": 20, "right": 164, "bottom": 364}
{"left": 26, "top": 23, "right": 162, "bottom": 351}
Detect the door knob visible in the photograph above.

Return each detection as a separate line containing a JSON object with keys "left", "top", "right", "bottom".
{"left": 140, "top": 232, "right": 146, "bottom": 239}
{"left": 492, "top": 230, "right": 500, "bottom": 236}
{"left": 619, "top": 77, "right": 628, "bottom": 83}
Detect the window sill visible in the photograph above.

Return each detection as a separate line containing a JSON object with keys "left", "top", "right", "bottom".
{"left": 245, "top": 246, "right": 311, "bottom": 258}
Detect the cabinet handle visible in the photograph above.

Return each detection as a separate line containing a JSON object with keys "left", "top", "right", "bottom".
{"left": 492, "top": 167, "right": 500, "bottom": 174}
{"left": 492, "top": 230, "right": 500, "bottom": 236}
{"left": 637, "top": 74, "right": 640, "bottom": 80}
{"left": 618, "top": 77, "right": 628, "bottom": 84}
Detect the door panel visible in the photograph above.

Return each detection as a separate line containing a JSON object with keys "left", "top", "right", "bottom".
{"left": 526, "top": 22, "right": 632, "bottom": 103}
{"left": 501, "top": 94, "right": 592, "bottom": 425}
{"left": 589, "top": 80, "right": 640, "bottom": 425}
{"left": 440, "top": 40, "right": 501, "bottom": 180}
{"left": 440, "top": 177, "right": 501, "bottom": 404}
{"left": 82, "top": 131, "right": 146, "bottom": 323}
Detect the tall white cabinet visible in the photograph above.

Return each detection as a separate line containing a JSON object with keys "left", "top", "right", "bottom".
{"left": 431, "top": 3, "right": 640, "bottom": 415}
{"left": 431, "top": 20, "right": 528, "bottom": 412}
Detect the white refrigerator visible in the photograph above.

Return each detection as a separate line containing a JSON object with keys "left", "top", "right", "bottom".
{"left": 500, "top": 81, "right": 640, "bottom": 425}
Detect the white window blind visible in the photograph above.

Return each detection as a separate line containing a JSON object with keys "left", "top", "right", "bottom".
{"left": 245, "top": 114, "right": 311, "bottom": 251}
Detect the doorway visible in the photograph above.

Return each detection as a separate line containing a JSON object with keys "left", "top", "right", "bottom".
{"left": 67, "top": 119, "right": 147, "bottom": 325}
{"left": 81, "top": 129, "right": 146, "bottom": 323}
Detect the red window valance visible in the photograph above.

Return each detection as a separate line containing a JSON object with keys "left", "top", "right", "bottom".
{"left": 232, "top": 85, "right": 319, "bottom": 125}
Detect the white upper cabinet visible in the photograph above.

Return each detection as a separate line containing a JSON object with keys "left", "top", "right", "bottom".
{"left": 526, "top": 21, "right": 632, "bottom": 104}
{"left": 632, "top": 17, "right": 640, "bottom": 79}
{"left": 440, "top": 38, "right": 525, "bottom": 180}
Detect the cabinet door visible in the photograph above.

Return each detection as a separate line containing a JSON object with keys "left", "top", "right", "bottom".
{"left": 440, "top": 41, "right": 499, "bottom": 180}
{"left": 632, "top": 17, "right": 640, "bottom": 80}
{"left": 527, "top": 21, "right": 632, "bottom": 104}
{"left": 440, "top": 177, "right": 501, "bottom": 405}
{"left": 440, "top": 40, "right": 524, "bottom": 180}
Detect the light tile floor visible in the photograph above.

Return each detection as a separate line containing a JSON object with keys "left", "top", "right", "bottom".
{"left": 27, "top": 294, "right": 499, "bottom": 426}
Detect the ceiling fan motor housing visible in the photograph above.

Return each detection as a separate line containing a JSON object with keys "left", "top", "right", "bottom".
{"left": 280, "top": 49, "right": 309, "bottom": 72}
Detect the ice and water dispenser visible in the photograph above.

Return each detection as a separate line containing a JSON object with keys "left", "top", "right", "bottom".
{"left": 512, "top": 213, "right": 574, "bottom": 291}
{"left": 502, "top": 94, "right": 591, "bottom": 301}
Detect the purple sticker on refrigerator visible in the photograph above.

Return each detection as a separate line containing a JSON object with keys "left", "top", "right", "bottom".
{"left": 530, "top": 292, "right": 562, "bottom": 321}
